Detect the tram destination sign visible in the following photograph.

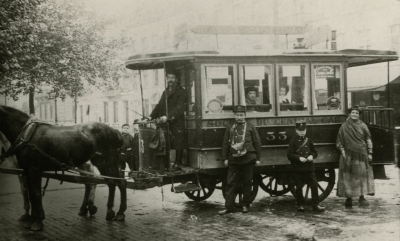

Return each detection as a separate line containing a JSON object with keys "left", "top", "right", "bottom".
{"left": 191, "top": 25, "right": 307, "bottom": 35}
{"left": 203, "top": 116, "right": 346, "bottom": 128}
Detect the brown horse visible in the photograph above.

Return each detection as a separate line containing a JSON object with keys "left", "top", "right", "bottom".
{"left": 0, "top": 106, "right": 127, "bottom": 231}
{"left": 0, "top": 131, "right": 100, "bottom": 222}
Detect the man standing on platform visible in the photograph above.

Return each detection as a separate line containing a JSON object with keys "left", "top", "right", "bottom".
{"left": 219, "top": 105, "right": 262, "bottom": 215}
{"left": 149, "top": 69, "right": 187, "bottom": 170}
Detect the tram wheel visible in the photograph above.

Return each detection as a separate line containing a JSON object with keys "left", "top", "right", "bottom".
{"left": 290, "top": 168, "right": 336, "bottom": 204}
{"left": 184, "top": 178, "right": 216, "bottom": 202}
{"left": 259, "top": 174, "right": 294, "bottom": 196}
{"left": 221, "top": 174, "right": 260, "bottom": 206}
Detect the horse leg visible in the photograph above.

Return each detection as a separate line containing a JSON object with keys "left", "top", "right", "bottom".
{"left": 105, "top": 179, "right": 116, "bottom": 221}
{"left": 79, "top": 184, "right": 91, "bottom": 216}
{"left": 18, "top": 175, "right": 31, "bottom": 222}
{"left": 87, "top": 184, "right": 97, "bottom": 216}
{"left": 79, "top": 184, "right": 97, "bottom": 216}
{"left": 25, "top": 172, "right": 45, "bottom": 231}
{"left": 114, "top": 179, "right": 127, "bottom": 221}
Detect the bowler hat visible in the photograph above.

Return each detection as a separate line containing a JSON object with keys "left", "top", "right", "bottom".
{"left": 295, "top": 120, "right": 306, "bottom": 130}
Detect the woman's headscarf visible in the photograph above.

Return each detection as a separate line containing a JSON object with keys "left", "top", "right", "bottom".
{"left": 337, "top": 117, "right": 371, "bottom": 155}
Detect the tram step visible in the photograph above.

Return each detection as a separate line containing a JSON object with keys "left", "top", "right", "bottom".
{"left": 173, "top": 183, "right": 201, "bottom": 193}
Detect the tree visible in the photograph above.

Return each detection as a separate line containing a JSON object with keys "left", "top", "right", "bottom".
{"left": 0, "top": 0, "right": 126, "bottom": 115}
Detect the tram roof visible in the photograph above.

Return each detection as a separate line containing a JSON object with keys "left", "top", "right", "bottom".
{"left": 125, "top": 49, "right": 398, "bottom": 70}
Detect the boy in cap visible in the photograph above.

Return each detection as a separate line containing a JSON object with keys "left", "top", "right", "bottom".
{"left": 287, "top": 120, "right": 325, "bottom": 212}
{"left": 120, "top": 124, "right": 137, "bottom": 175}
{"left": 219, "top": 105, "right": 262, "bottom": 215}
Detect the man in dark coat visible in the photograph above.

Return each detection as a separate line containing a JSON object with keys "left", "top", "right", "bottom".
{"left": 219, "top": 105, "right": 262, "bottom": 215}
{"left": 287, "top": 120, "right": 325, "bottom": 212}
{"left": 150, "top": 69, "right": 187, "bottom": 169}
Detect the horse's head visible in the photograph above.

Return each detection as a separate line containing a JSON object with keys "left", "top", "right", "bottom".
{"left": 0, "top": 105, "right": 30, "bottom": 143}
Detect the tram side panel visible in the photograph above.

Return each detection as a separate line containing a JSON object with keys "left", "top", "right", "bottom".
{"left": 187, "top": 124, "right": 341, "bottom": 170}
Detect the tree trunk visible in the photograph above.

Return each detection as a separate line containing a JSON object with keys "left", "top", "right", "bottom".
{"left": 29, "top": 87, "right": 35, "bottom": 115}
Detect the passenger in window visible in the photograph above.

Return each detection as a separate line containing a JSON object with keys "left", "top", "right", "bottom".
{"left": 245, "top": 86, "right": 259, "bottom": 112}
{"left": 279, "top": 85, "right": 291, "bottom": 104}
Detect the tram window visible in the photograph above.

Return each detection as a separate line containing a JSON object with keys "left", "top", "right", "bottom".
{"left": 240, "top": 65, "right": 273, "bottom": 113}
{"left": 277, "top": 64, "right": 309, "bottom": 113}
{"left": 312, "top": 65, "right": 343, "bottom": 113}
{"left": 203, "top": 66, "right": 235, "bottom": 114}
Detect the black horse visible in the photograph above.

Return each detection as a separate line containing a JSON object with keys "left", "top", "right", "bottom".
{"left": 0, "top": 106, "right": 127, "bottom": 231}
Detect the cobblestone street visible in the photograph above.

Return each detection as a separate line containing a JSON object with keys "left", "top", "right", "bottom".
{"left": 0, "top": 166, "right": 399, "bottom": 241}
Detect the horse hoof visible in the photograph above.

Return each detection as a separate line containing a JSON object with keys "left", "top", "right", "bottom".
{"left": 30, "top": 222, "right": 44, "bottom": 231}
{"left": 78, "top": 208, "right": 88, "bottom": 216}
{"left": 114, "top": 213, "right": 125, "bottom": 221}
{"left": 18, "top": 214, "right": 31, "bottom": 222}
{"left": 89, "top": 205, "right": 97, "bottom": 216}
{"left": 106, "top": 210, "right": 115, "bottom": 221}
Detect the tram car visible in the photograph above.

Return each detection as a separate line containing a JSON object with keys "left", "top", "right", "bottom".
{"left": 125, "top": 49, "right": 399, "bottom": 204}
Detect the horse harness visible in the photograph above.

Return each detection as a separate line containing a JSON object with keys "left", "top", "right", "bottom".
{"left": 0, "top": 118, "right": 125, "bottom": 181}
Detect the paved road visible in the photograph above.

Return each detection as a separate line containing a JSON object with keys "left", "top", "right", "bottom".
{"left": 0, "top": 166, "right": 399, "bottom": 241}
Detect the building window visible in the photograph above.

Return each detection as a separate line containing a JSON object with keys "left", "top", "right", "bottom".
{"left": 104, "top": 102, "right": 109, "bottom": 123}
{"left": 113, "top": 101, "right": 118, "bottom": 123}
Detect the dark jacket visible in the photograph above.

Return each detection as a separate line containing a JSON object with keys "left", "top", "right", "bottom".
{"left": 287, "top": 136, "right": 318, "bottom": 171}
{"left": 222, "top": 121, "right": 262, "bottom": 164}
{"left": 150, "top": 85, "right": 187, "bottom": 150}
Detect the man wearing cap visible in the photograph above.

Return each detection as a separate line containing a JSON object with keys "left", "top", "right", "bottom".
{"left": 150, "top": 69, "right": 187, "bottom": 170}
{"left": 219, "top": 105, "right": 262, "bottom": 215}
{"left": 287, "top": 120, "right": 325, "bottom": 212}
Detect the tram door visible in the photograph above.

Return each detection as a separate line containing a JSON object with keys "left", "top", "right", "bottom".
{"left": 361, "top": 108, "right": 397, "bottom": 165}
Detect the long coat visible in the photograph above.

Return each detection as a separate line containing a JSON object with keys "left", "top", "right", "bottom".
{"left": 150, "top": 85, "right": 187, "bottom": 150}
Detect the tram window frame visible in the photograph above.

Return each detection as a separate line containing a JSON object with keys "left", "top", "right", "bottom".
{"left": 201, "top": 64, "right": 238, "bottom": 118}
{"left": 238, "top": 64, "right": 275, "bottom": 116}
{"left": 276, "top": 63, "right": 311, "bottom": 116}
{"left": 311, "top": 63, "right": 345, "bottom": 115}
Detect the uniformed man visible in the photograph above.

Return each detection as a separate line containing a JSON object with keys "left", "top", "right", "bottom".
{"left": 219, "top": 105, "right": 262, "bottom": 215}
{"left": 287, "top": 120, "right": 325, "bottom": 212}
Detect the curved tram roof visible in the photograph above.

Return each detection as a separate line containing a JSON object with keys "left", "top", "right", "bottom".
{"left": 125, "top": 49, "right": 398, "bottom": 70}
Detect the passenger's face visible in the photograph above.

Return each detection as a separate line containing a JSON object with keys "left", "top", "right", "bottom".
{"left": 296, "top": 129, "right": 306, "bottom": 137}
{"left": 234, "top": 112, "right": 246, "bottom": 123}
{"left": 279, "top": 87, "right": 287, "bottom": 96}
{"left": 247, "top": 91, "right": 256, "bottom": 101}
{"left": 350, "top": 110, "right": 360, "bottom": 120}
{"left": 122, "top": 126, "right": 130, "bottom": 133}
{"left": 166, "top": 74, "right": 177, "bottom": 88}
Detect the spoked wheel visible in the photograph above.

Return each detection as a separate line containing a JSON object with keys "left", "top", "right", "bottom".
{"left": 290, "top": 168, "right": 336, "bottom": 204}
{"left": 259, "top": 174, "right": 294, "bottom": 196}
{"left": 222, "top": 174, "right": 260, "bottom": 206}
{"left": 184, "top": 177, "right": 216, "bottom": 202}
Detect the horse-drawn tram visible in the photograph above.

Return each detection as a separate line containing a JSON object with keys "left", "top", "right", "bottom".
{"left": 0, "top": 49, "right": 398, "bottom": 215}
{"left": 125, "top": 49, "right": 399, "bottom": 204}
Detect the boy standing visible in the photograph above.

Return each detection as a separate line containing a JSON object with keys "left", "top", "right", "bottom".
{"left": 120, "top": 124, "right": 138, "bottom": 175}
{"left": 287, "top": 120, "right": 325, "bottom": 212}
